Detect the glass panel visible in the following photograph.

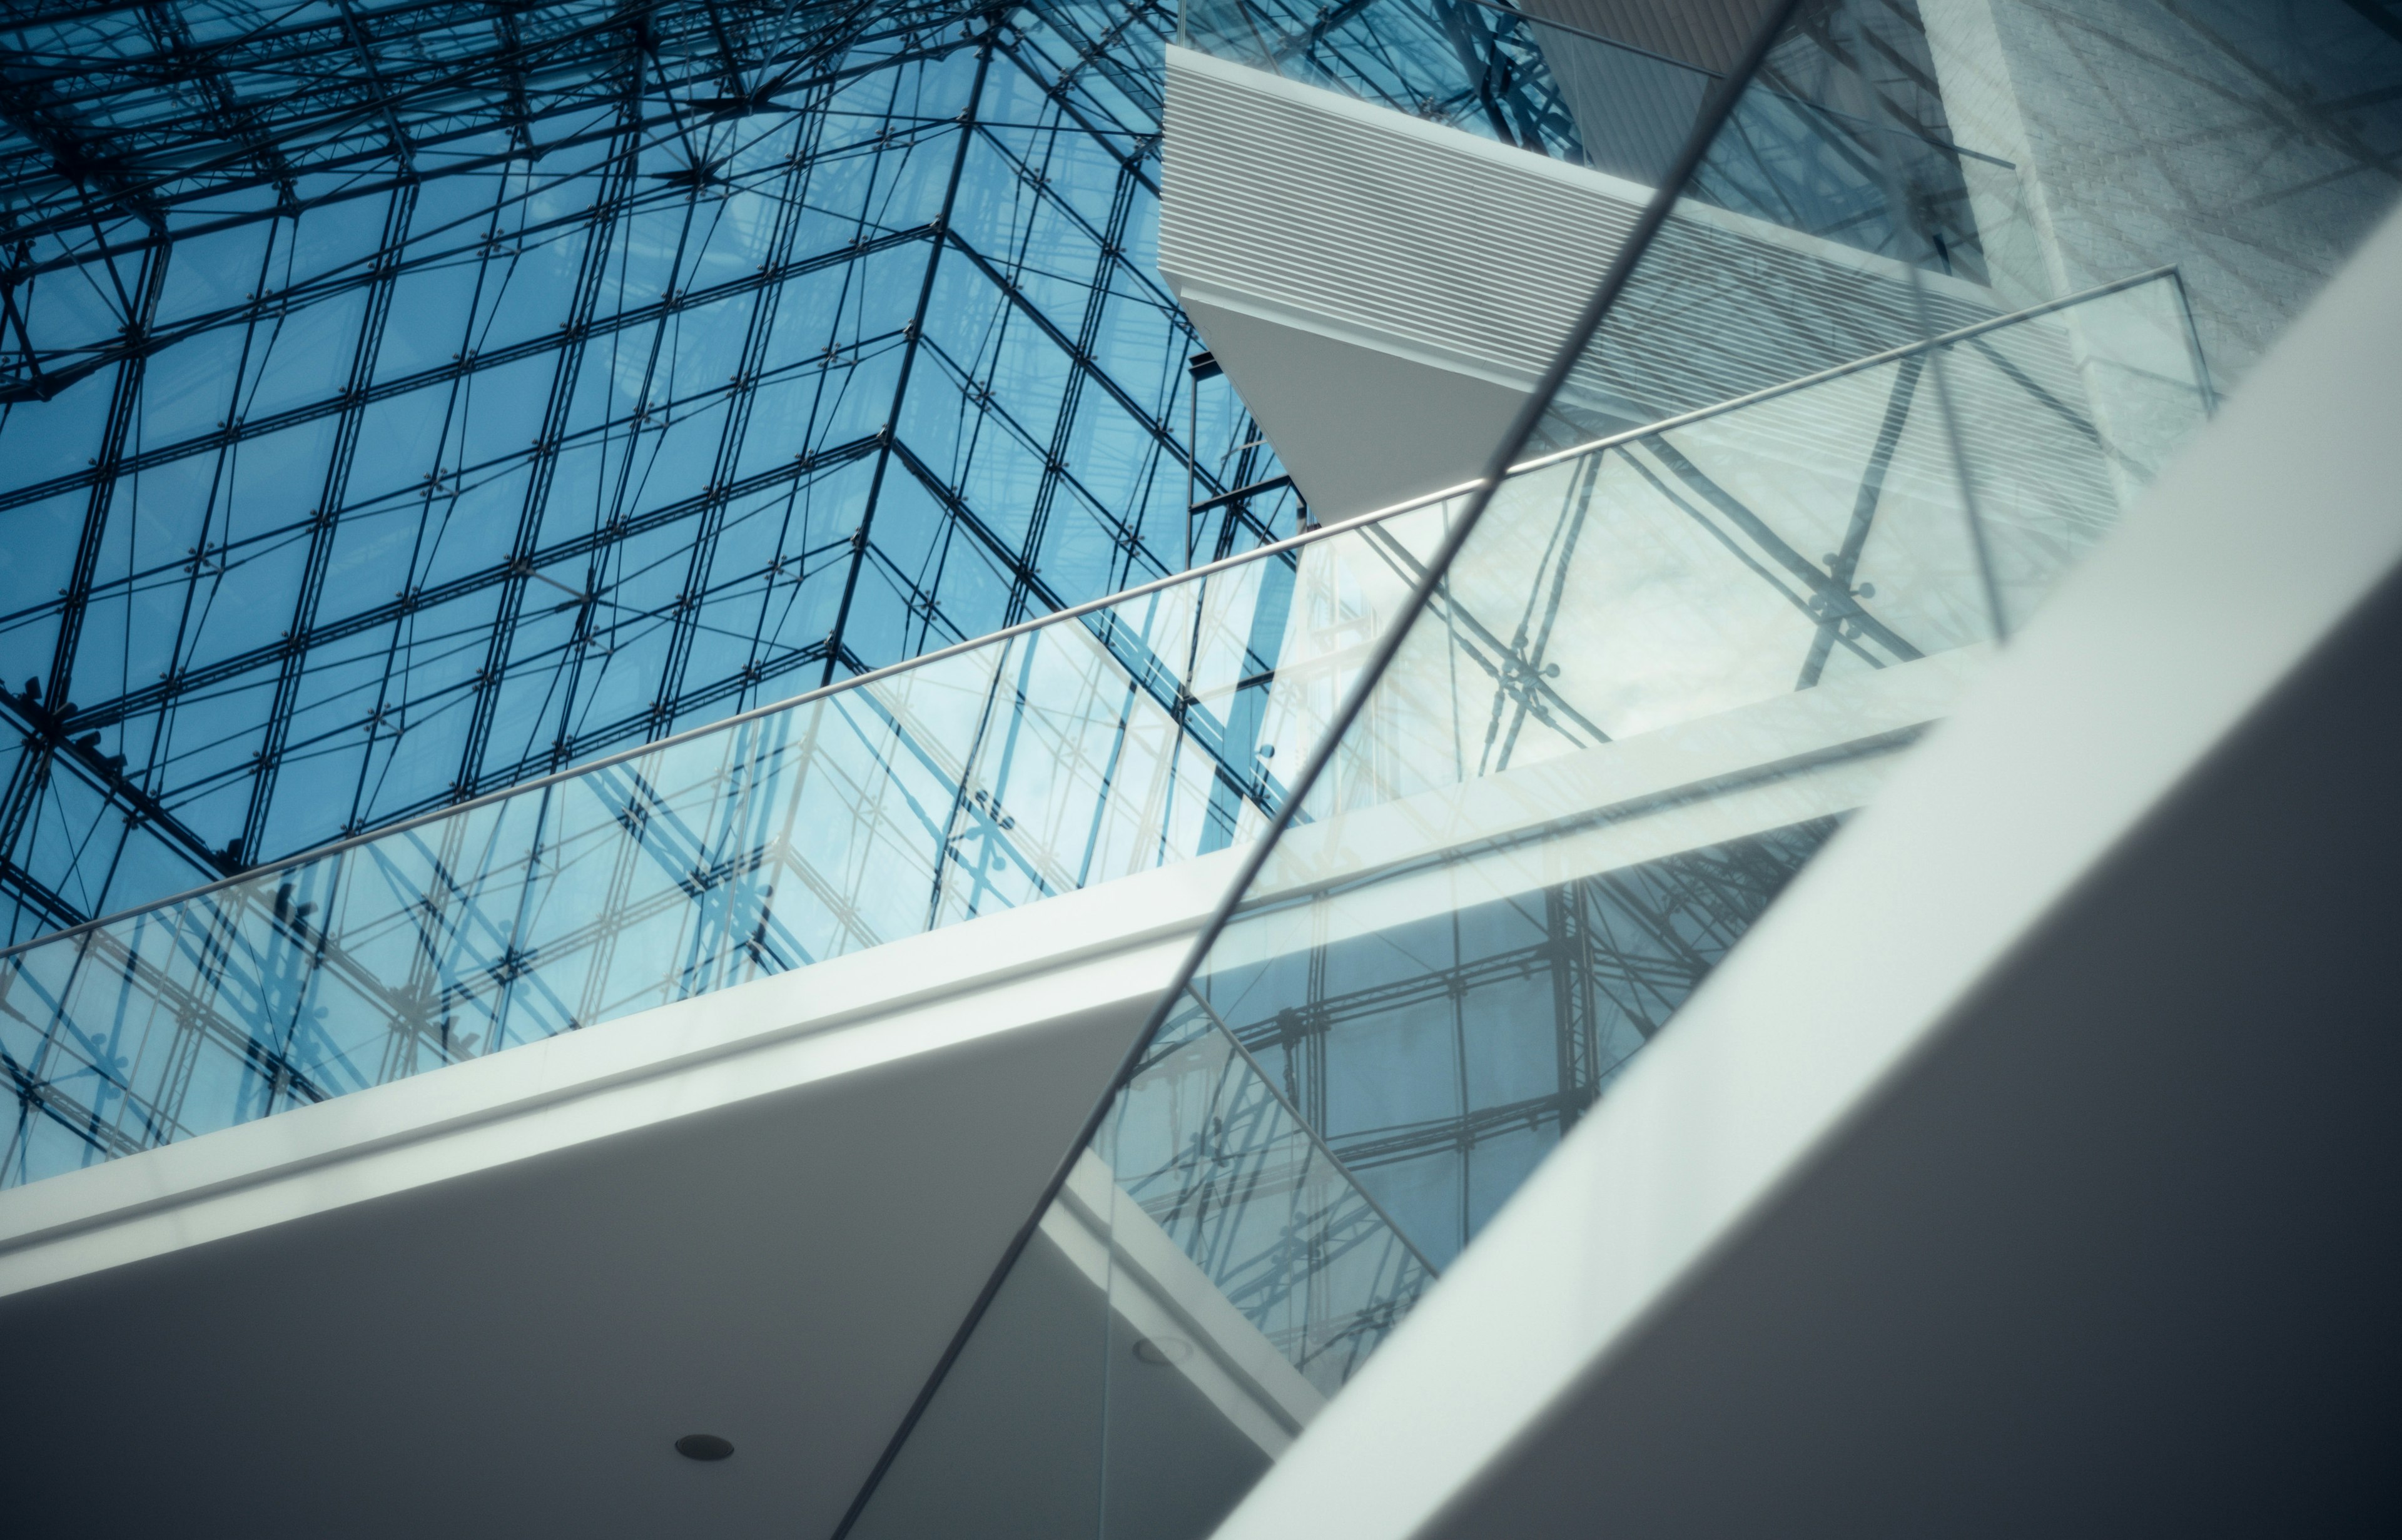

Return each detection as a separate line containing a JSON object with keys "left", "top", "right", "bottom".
{"left": 0, "top": 497, "right": 1454, "bottom": 1189}
{"left": 1094, "top": 993, "right": 1434, "bottom": 1536}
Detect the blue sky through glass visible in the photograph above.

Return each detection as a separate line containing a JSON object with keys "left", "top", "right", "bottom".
{"left": 0, "top": 0, "right": 1304, "bottom": 945}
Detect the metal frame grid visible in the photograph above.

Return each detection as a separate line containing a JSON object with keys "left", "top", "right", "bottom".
{"left": 0, "top": 0, "right": 1303, "bottom": 948}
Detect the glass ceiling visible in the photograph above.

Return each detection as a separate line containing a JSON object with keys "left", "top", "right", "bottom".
{"left": 0, "top": 0, "right": 1340, "bottom": 948}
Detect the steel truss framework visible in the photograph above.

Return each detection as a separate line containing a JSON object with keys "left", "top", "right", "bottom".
{"left": 0, "top": 0, "right": 1319, "bottom": 950}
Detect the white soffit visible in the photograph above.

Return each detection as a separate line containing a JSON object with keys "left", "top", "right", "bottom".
{"left": 1204, "top": 206, "right": 2402, "bottom": 1539}
{"left": 1160, "top": 44, "right": 1639, "bottom": 518}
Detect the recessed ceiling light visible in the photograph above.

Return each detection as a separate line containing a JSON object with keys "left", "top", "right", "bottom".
{"left": 676, "top": 1434, "right": 736, "bottom": 1461}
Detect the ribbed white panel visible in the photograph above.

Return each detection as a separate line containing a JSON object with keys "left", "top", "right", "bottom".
{"left": 1160, "top": 46, "right": 1999, "bottom": 417}
{"left": 1158, "top": 46, "right": 2132, "bottom": 552}
{"left": 1162, "top": 45, "right": 1640, "bottom": 395}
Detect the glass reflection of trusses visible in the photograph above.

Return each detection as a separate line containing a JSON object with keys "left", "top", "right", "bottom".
{"left": 1196, "top": 821, "right": 1835, "bottom": 1268}
{"left": 1182, "top": 0, "right": 1987, "bottom": 271}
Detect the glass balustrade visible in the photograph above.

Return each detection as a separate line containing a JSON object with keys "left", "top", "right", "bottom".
{"left": 1193, "top": 267, "right": 2209, "bottom": 1277}
{"left": 0, "top": 497, "right": 1457, "bottom": 1188}
{"left": 2, "top": 200, "right": 2204, "bottom": 1200}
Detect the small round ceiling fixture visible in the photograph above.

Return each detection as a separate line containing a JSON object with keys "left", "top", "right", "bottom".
{"left": 1132, "top": 1336, "right": 1193, "bottom": 1365}
{"left": 676, "top": 1434, "right": 736, "bottom": 1461}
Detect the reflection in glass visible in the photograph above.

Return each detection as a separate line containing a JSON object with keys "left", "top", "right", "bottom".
{"left": 1302, "top": 271, "right": 2206, "bottom": 822}
{"left": 1202, "top": 819, "right": 1838, "bottom": 1267}
{"left": 1105, "top": 994, "right": 1437, "bottom": 1391}
{"left": 852, "top": 990, "right": 1431, "bottom": 1540}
